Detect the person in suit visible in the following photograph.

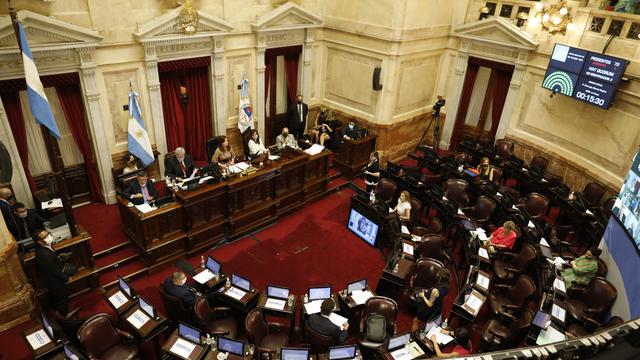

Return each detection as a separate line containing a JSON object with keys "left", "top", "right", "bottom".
{"left": 0, "top": 187, "right": 15, "bottom": 225}
{"left": 33, "top": 229, "right": 69, "bottom": 314}
{"left": 163, "top": 271, "right": 200, "bottom": 308}
{"left": 275, "top": 127, "right": 299, "bottom": 150}
{"left": 122, "top": 171, "right": 158, "bottom": 205}
{"left": 308, "top": 299, "right": 349, "bottom": 344}
{"left": 165, "top": 147, "right": 194, "bottom": 179}
{"left": 342, "top": 121, "right": 359, "bottom": 140}
{"left": 287, "top": 94, "right": 308, "bottom": 140}
{"left": 7, "top": 202, "right": 45, "bottom": 241}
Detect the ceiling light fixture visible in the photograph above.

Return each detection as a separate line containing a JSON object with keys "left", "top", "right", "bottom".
{"left": 530, "top": 1, "right": 574, "bottom": 35}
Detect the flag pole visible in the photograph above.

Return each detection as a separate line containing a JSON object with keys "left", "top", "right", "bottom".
{"left": 9, "top": 1, "right": 78, "bottom": 237}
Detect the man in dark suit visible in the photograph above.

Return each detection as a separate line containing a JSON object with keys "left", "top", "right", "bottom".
{"left": 33, "top": 229, "right": 69, "bottom": 314}
{"left": 0, "top": 187, "right": 15, "bottom": 226}
{"left": 165, "top": 147, "right": 195, "bottom": 179}
{"left": 287, "top": 94, "right": 309, "bottom": 140}
{"left": 7, "top": 202, "right": 45, "bottom": 241}
{"left": 308, "top": 299, "right": 349, "bottom": 344}
{"left": 342, "top": 121, "right": 359, "bottom": 140}
{"left": 163, "top": 271, "right": 200, "bottom": 308}
{"left": 122, "top": 171, "right": 158, "bottom": 205}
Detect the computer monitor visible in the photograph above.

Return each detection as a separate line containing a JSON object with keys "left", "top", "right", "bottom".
{"left": 308, "top": 286, "right": 331, "bottom": 301}
{"left": 347, "top": 278, "right": 367, "bottom": 295}
{"left": 267, "top": 285, "right": 290, "bottom": 300}
{"left": 63, "top": 344, "right": 80, "bottom": 360}
{"left": 231, "top": 273, "right": 251, "bottom": 292}
{"left": 206, "top": 256, "right": 221, "bottom": 274}
{"left": 532, "top": 311, "right": 551, "bottom": 329}
{"left": 388, "top": 333, "right": 411, "bottom": 351}
{"left": 42, "top": 313, "right": 54, "bottom": 340}
{"left": 386, "top": 162, "right": 401, "bottom": 176}
{"left": 347, "top": 208, "right": 379, "bottom": 247}
{"left": 217, "top": 336, "right": 244, "bottom": 356}
{"left": 138, "top": 297, "right": 155, "bottom": 318}
{"left": 118, "top": 276, "right": 132, "bottom": 297}
{"left": 281, "top": 347, "right": 310, "bottom": 360}
{"left": 328, "top": 345, "right": 357, "bottom": 360}
{"left": 178, "top": 322, "right": 201, "bottom": 344}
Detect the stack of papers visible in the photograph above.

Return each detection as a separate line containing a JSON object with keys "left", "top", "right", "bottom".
{"left": 135, "top": 203, "right": 156, "bottom": 214}
{"left": 403, "top": 243, "right": 414, "bottom": 256}
{"left": 540, "top": 238, "right": 550, "bottom": 247}
{"left": 225, "top": 287, "right": 247, "bottom": 300}
{"left": 265, "top": 298, "right": 286, "bottom": 310}
{"left": 170, "top": 338, "right": 196, "bottom": 358}
{"left": 198, "top": 176, "right": 213, "bottom": 184}
{"left": 42, "top": 198, "right": 63, "bottom": 209}
{"left": 127, "top": 309, "right": 150, "bottom": 329}
{"left": 390, "top": 347, "right": 412, "bottom": 360}
{"left": 411, "top": 234, "right": 422, "bottom": 242}
{"left": 193, "top": 270, "right": 215, "bottom": 284}
{"left": 108, "top": 291, "right": 128, "bottom": 309}
{"left": 304, "top": 300, "right": 323, "bottom": 314}
{"left": 537, "top": 326, "right": 566, "bottom": 345}
{"left": 328, "top": 312, "right": 348, "bottom": 327}
{"left": 229, "top": 162, "right": 250, "bottom": 174}
{"left": 553, "top": 278, "right": 566, "bottom": 294}
{"left": 351, "top": 290, "right": 373, "bottom": 305}
{"left": 476, "top": 228, "right": 489, "bottom": 241}
{"left": 25, "top": 329, "right": 51, "bottom": 350}
{"left": 426, "top": 326, "right": 454, "bottom": 345}
{"left": 304, "top": 144, "right": 325, "bottom": 155}
{"left": 268, "top": 155, "right": 280, "bottom": 160}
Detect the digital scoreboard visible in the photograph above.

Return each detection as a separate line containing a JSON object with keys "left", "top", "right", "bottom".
{"left": 542, "top": 44, "right": 628, "bottom": 109}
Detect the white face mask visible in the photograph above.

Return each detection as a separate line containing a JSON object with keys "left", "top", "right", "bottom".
{"left": 44, "top": 234, "right": 54, "bottom": 245}
{"left": 17, "top": 212, "right": 28, "bottom": 219}
{"left": 349, "top": 124, "right": 354, "bottom": 129}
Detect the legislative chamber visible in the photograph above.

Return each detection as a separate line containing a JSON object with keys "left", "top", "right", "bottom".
{"left": 0, "top": 0, "right": 639, "bottom": 359}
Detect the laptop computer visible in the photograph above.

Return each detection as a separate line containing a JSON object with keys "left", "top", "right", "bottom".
{"left": 218, "top": 336, "right": 245, "bottom": 356}
{"left": 42, "top": 313, "right": 55, "bottom": 341}
{"left": 308, "top": 286, "right": 332, "bottom": 301}
{"left": 267, "top": 285, "right": 290, "bottom": 300}
{"left": 328, "top": 345, "right": 357, "bottom": 360}
{"left": 206, "top": 256, "right": 221, "bottom": 274}
{"left": 138, "top": 297, "right": 159, "bottom": 320}
{"left": 149, "top": 196, "right": 173, "bottom": 208}
{"left": 63, "top": 344, "right": 81, "bottom": 360}
{"left": 463, "top": 168, "right": 479, "bottom": 177}
{"left": 347, "top": 278, "right": 367, "bottom": 295}
{"left": 532, "top": 310, "right": 551, "bottom": 329}
{"left": 386, "top": 162, "right": 401, "bottom": 176}
{"left": 232, "top": 273, "right": 251, "bottom": 292}
{"left": 178, "top": 322, "right": 201, "bottom": 344}
{"left": 387, "top": 333, "right": 411, "bottom": 351}
{"left": 281, "top": 347, "right": 310, "bottom": 360}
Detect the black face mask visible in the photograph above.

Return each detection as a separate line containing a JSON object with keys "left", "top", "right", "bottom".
{"left": 283, "top": 132, "right": 288, "bottom": 137}
{"left": 296, "top": 100, "right": 302, "bottom": 104}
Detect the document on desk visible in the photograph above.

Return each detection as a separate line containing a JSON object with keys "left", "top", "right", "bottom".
{"left": 193, "top": 269, "right": 215, "bottom": 284}
{"left": 476, "top": 273, "right": 490, "bottom": 292}
{"left": 457, "top": 209, "right": 464, "bottom": 215}
{"left": 268, "top": 155, "right": 280, "bottom": 161}
{"left": 108, "top": 290, "right": 128, "bottom": 309}
{"left": 198, "top": 176, "right": 213, "bottom": 184}
{"left": 265, "top": 297, "right": 286, "bottom": 310}
{"left": 127, "top": 309, "right": 150, "bottom": 329}
{"left": 540, "top": 237, "right": 550, "bottom": 247}
{"left": 351, "top": 290, "right": 373, "bottom": 305}
{"left": 401, "top": 225, "right": 410, "bottom": 234}
{"left": 42, "top": 198, "right": 63, "bottom": 209}
{"left": 328, "top": 312, "right": 348, "bottom": 327}
{"left": 553, "top": 278, "right": 566, "bottom": 294}
{"left": 25, "top": 329, "right": 51, "bottom": 350}
{"left": 477, "top": 231, "right": 489, "bottom": 242}
{"left": 426, "top": 326, "right": 454, "bottom": 345}
{"left": 478, "top": 247, "right": 489, "bottom": 260}
{"left": 135, "top": 203, "right": 156, "bottom": 214}
{"left": 170, "top": 337, "right": 196, "bottom": 359}
{"left": 229, "top": 162, "right": 250, "bottom": 174}
{"left": 527, "top": 220, "right": 535, "bottom": 228}
{"left": 463, "top": 290, "right": 484, "bottom": 316}
{"left": 411, "top": 234, "right": 421, "bottom": 242}
{"left": 403, "top": 243, "right": 414, "bottom": 256}
{"left": 225, "top": 287, "right": 247, "bottom": 300}
{"left": 537, "top": 326, "right": 566, "bottom": 345}
{"left": 304, "top": 144, "right": 325, "bottom": 155}
{"left": 304, "top": 300, "right": 323, "bottom": 314}
{"left": 551, "top": 303, "right": 566, "bottom": 323}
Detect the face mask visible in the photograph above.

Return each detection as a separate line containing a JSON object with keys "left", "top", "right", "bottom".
{"left": 17, "top": 212, "right": 27, "bottom": 219}
{"left": 297, "top": 100, "right": 302, "bottom": 104}
{"left": 349, "top": 124, "right": 354, "bottom": 129}
{"left": 181, "top": 278, "right": 187, "bottom": 286}
{"left": 177, "top": 156, "right": 184, "bottom": 162}
{"left": 283, "top": 132, "right": 288, "bottom": 137}
{"left": 44, "top": 234, "right": 54, "bottom": 245}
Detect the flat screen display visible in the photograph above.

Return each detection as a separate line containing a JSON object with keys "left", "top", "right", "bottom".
{"left": 267, "top": 285, "right": 290, "bottom": 299}
{"left": 388, "top": 333, "right": 411, "bottom": 350}
{"left": 281, "top": 347, "right": 310, "bottom": 360}
{"left": 139, "top": 297, "right": 155, "bottom": 318}
{"left": 308, "top": 286, "right": 331, "bottom": 301}
{"left": 542, "top": 43, "right": 628, "bottom": 109}
{"left": 347, "top": 208, "right": 379, "bottom": 247}
{"left": 178, "top": 322, "right": 201, "bottom": 344}
{"left": 329, "top": 345, "right": 357, "bottom": 359}
{"left": 63, "top": 345, "right": 79, "bottom": 360}
{"left": 612, "top": 148, "right": 640, "bottom": 251}
{"left": 347, "top": 278, "right": 367, "bottom": 294}
{"left": 217, "top": 336, "right": 244, "bottom": 356}
{"left": 42, "top": 314, "right": 54, "bottom": 339}
{"left": 232, "top": 273, "right": 251, "bottom": 291}
{"left": 206, "top": 256, "right": 221, "bottom": 274}
{"left": 118, "top": 276, "right": 131, "bottom": 297}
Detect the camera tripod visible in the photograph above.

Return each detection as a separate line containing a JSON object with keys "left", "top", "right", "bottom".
{"left": 415, "top": 111, "right": 441, "bottom": 154}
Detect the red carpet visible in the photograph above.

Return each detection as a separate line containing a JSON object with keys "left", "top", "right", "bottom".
{"left": 73, "top": 203, "right": 129, "bottom": 254}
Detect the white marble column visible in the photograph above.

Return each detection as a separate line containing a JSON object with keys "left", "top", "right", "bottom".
{"left": 212, "top": 36, "right": 226, "bottom": 136}
{"left": 0, "top": 103, "right": 34, "bottom": 208}
{"left": 301, "top": 29, "right": 314, "bottom": 104}
{"left": 255, "top": 35, "right": 267, "bottom": 141}
{"left": 143, "top": 45, "right": 168, "bottom": 177}
{"left": 494, "top": 53, "right": 527, "bottom": 141}
{"left": 440, "top": 43, "right": 470, "bottom": 150}
{"left": 78, "top": 49, "right": 114, "bottom": 203}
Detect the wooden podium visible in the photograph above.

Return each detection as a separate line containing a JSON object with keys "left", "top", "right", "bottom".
{"left": 334, "top": 134, "right": 377, "bottom": 178}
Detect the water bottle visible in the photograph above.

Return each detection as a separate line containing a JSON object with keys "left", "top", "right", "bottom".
{"left": 226, "top": 278, "right": 231, "bottom": 288}
{"left": 303, "top": 293, "right": 309, "bottom": 303}
{"left": 200, "top": 255, "right": 205, "bottom": 269}
{"left": 458, "top": 164, "right": 463, "bottom": 172}
{"left": 205, "top": 333, "right": 211, "bottom": 345}
{"left": 287, "top": 294, "right": 294, "bottom": 307}
{"left": 369, "top": 190, "right": 375, "bottom": 203}
{"left": 393, "top": 263, "right": 399, "bottom": 273}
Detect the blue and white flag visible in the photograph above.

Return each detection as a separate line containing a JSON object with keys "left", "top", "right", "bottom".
{"left": 128, "top": 91, "right": 154, "bottom": 167}
{"left": 16, "top": 21, "right": 60, "bottom": 139}
{"left": 238, "top": 77, "right": 253, "bottom": 133}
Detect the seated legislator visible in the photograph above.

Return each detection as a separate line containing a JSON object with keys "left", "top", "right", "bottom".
{"left": 212, "top": 136, "right": 235, "bottom": 169}
{"left": 248, "top": 129, "right": 270, "bottom": 158}
{"left": 163, "top": 271, "right": 200, "bottom": 308}
{"left": 122, "top": 171, "right": 158, "bottom": 205}
{"left": 481, "top": 220, "right": 518, "bottom": 253}
{"left": 122, "top": 153, "right": 140, "bottom": 175}
{"left": 308, "top": 299, "right": 349, "bottom": 344}
{"left": 276, "top": 127, "right": 299, "bottom": 150}
{"left": 342, "top": 121, "right": 359, "bottom": 140}
{"left": 7, "top": 202, "right": 45, "bottom": 241}
{"left": 312, "top": 107, "right": 333, "bottom": 146}
{"left": 394, "top": 191, "right": 413, "bottom": 222}
{"left": 476, "top": 157, "right": 494, "bottom": 181}
{"left": 561, "top": 247, "right": 601, "bottom": 290}
{"left": 412, "top": 268, "right": 450, "bottom": 331}
{"left": 165, "top": 147, "right": 194, "bottom": 179}
{"left": 34, "top": 229, "right": 70, "bottom": 314}
{"left": 431, "top": 327, "right": 472, "bottom": 358}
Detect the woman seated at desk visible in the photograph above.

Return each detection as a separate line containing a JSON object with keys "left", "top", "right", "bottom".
{"left": 561, "top": 246, "right": 601, "bottom": 290}
{"left": 431, "top": 327, "right": 472, "bottom": 358}
{"left": 248, "top": 129, "right": 269, "bottom": 158}
{"left": 394, "top": 191, "right": 412, "bottom": 222}
{"left": 481, "top": 220, "right": 518, "bottom": 253}
{"left": 122, "top": 153, "right": 140, "bottom": 175}
{"left": 312, "top": 107, "right": 333, "bottom": 146}
{"left": 212, "top": 136, "right": 235, "bottom": 168}
{"left": 476, "top": 157, "right": 494, "bottom": 181}
{"left": 412, "top": 268, "right": 450, "bottom": 331}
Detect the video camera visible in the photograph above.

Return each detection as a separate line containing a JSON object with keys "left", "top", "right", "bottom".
{"left": 432, "top": 96, "right": 446, "bottom": 116}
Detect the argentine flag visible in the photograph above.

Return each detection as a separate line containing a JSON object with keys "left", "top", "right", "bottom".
{"left": 237, "top": 77, "right": 253, "bottom": 133}
{"left": 128, "top": 91, "right": 154, "bottom": 167}
{"left": 16, "top": 21, "right": 60, "bottom": 139}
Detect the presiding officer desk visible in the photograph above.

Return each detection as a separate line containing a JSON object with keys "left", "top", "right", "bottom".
{"left": 118, "top": 147, "right": 330, "bottom": 272}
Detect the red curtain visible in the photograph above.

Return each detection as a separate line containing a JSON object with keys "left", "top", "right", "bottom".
{"left": 488, "top": 70, "right": 513, "bottom": 140}
{"left": 449, "top": 63, "right": 480, "bottom": 150}
{"left": 183, "top": 66, "right": 213, "bottom": 162}
{"left": 284, "top": 53, "right": 299, "bottom": 103}
{"left": 265, "top": 58, "right": 272, "bottom": 108}
{"left": 56, "top": 84, "right": 104, "bottom": 203}
{"left": 1, "top": 92, "right": 36, "bottom": 191}
{"left": 160, "top": 71, "right": 186, "bottom": 154}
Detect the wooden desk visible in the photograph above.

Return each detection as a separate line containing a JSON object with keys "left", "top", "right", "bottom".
{"left": 217, "top": 284, "right": 260, "bottom": 313}
{"left": 300, "top": 293, "right": 342, "bottom": 333}
{"left": 202, "top": 339, "right": 252, "bottom": 360}
{"left": 334, "top": 134, "right": 377, "bottom": 179}
{"left": 257, "top": 293, "right": 297, "bottom": 336}
{"left": 375, "top": 257, "right": 414, "bottom": 299}
{"left": 162, "top": 328, "right": 209, "bottom": 360}
{"left": 375, "top": 336, "right": 429, "bottom": 360}
{"left": 192, "top": 267, "right": 227, "bottom": 292}
{"left": 22, "top": 225, "right": 97, "bottom": 299}
{"left": 121, "top": 303, "right": 169, "bottom": 342}
{"left": 23, "top": 324, "right": 62, "bottom": 359}
{"left": 103, "top": 285, "right": 136, "bottom": 316}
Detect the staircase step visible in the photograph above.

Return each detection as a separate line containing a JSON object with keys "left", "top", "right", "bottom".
{"left": 94, "top": 240, "right": 131, "bottom": 258}
{"left": 328, "top": 175, "right": 349, "bottom": 191}
{"left": 99, "top": 258, "right": 147, "bottom": 287}
{"left": 95, "top": 245, "right": 140, "bottom": 273}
